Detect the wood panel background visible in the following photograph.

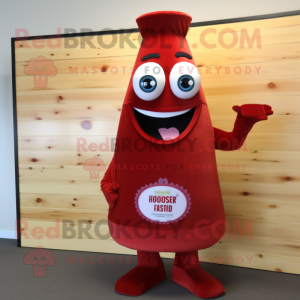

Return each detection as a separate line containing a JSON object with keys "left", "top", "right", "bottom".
{"left": 13, "top": 13, "right": 300, "bottom": 274}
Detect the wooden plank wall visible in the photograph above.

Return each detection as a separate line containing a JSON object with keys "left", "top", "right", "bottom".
{"left": 14, "top": 14, "right": 300, "bottom": 274}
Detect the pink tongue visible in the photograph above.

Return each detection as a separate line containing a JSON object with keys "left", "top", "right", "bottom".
{"left": 158, "top": 127, "right": 180, "bottom": 141}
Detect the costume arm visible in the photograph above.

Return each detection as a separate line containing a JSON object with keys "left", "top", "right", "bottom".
{"left": 101, "top": 156, "right": 119, "bottom": 209}
{"left": 214, "top": 104, "right": 273, "bottom": 151}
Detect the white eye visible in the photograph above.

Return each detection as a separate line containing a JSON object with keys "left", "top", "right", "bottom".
{"left": 169, "top": 62, "right": 201, "bottom": 99}
{"left": 133, "top": 62, "right": 165, "bottom": 101}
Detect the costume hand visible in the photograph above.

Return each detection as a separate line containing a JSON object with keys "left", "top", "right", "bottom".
{"left": 101, "top": 183, "right": 119, "bottom": 209}
{"left": 232, "top": 104, "right": 273, "bottom": 123}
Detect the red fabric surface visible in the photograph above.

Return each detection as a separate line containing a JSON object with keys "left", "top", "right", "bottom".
{"left": 172, "top": 251, "right": 225, "bottom": 298}
{"left": 105, "top": 103, "right": 226, "bottom": 251}
{"left": 100, "top": 11, "right": 273, "bottom": 252}
{"left": 100, "top": 10, "right": 273, "bottom": 296}
{"left": 136, "top": 11, "right": 192, "bottom": 38}
{"left": 101, "top": 157, "right": 119, "bottom": 209}
{"left": 214, "top": 104, "right": 273, "bottom": 151}
{"left": 115, "top": 251, "right": 166, "bottom": 296}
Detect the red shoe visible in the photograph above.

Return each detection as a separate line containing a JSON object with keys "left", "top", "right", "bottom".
{"left": 171, "top": 251, "right": 225, "bottom": 298}
{"left": 115, "top": 251, "right": 166, "bottom": 296}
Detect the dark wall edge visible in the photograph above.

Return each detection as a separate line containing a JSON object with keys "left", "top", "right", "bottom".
{"left": 11, "top": 38, "right": 21, "bottom": 246}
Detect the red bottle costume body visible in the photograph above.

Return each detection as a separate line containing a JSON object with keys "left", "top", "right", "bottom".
{"left": 101, "top": 11, "right": 273, "bottom": 298}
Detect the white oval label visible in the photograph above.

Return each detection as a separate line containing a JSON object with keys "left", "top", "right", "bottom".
{"left": 135, "top": 178, "right": 191, "bottom": 224}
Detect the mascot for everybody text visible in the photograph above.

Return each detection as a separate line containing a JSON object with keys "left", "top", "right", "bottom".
{"left": 101, "top": 11, "right": 273, "bottom": 298}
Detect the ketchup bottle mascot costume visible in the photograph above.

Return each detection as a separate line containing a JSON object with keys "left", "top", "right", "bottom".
{"left": 101, "top": 11, "right": 273, "bottom": 298}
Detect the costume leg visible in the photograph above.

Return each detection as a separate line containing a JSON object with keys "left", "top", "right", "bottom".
{"left": 171, "top": 251, "right": 225, "bottom": 298}
{"left": 115, "top": 251, "right": 166, "bottom": 296}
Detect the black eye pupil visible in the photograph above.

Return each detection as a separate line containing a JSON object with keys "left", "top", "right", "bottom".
{"left": 142, "top": 78, "right": 152, "bottom": 90}
{"left": 140, "top": 75, "right": 157, "bottom": 93}
{"left": 178, "top": 75, "right": 194, "bottom": 92}
{"left": 181, "top": 78, "right": 191, "bottom": 89}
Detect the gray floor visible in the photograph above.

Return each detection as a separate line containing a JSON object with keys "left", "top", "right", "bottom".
{"left": 1, "top": 238, "right": 300, "bottom": 300}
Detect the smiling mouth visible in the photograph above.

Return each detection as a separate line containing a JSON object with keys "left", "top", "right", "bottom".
{"left": 133, "top": 107, "right": 196, "bottom": 140}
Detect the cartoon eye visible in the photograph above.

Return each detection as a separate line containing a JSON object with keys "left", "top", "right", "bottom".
{"left": 34, "top": 256, "right": 38, "bottom": 260}
{"left": 42, "top": 257, "right": 46, "bottom": 260}
{"left": 139, "top": 75, "right": 157, "bottom": 93}
{"left": 133, "top": 62, "right": 165, "bottom": 101}
{"left": 43, "top": 67, "right": 47, "bottom": 70}
{"left": 35, "top": 67, "right": 38, "bottom": 70}
{"left": 169, "top": 62, "right": 201, "bottom": 99}
{"left": 178, "top": 75, "right": 194, "bottom": 92}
